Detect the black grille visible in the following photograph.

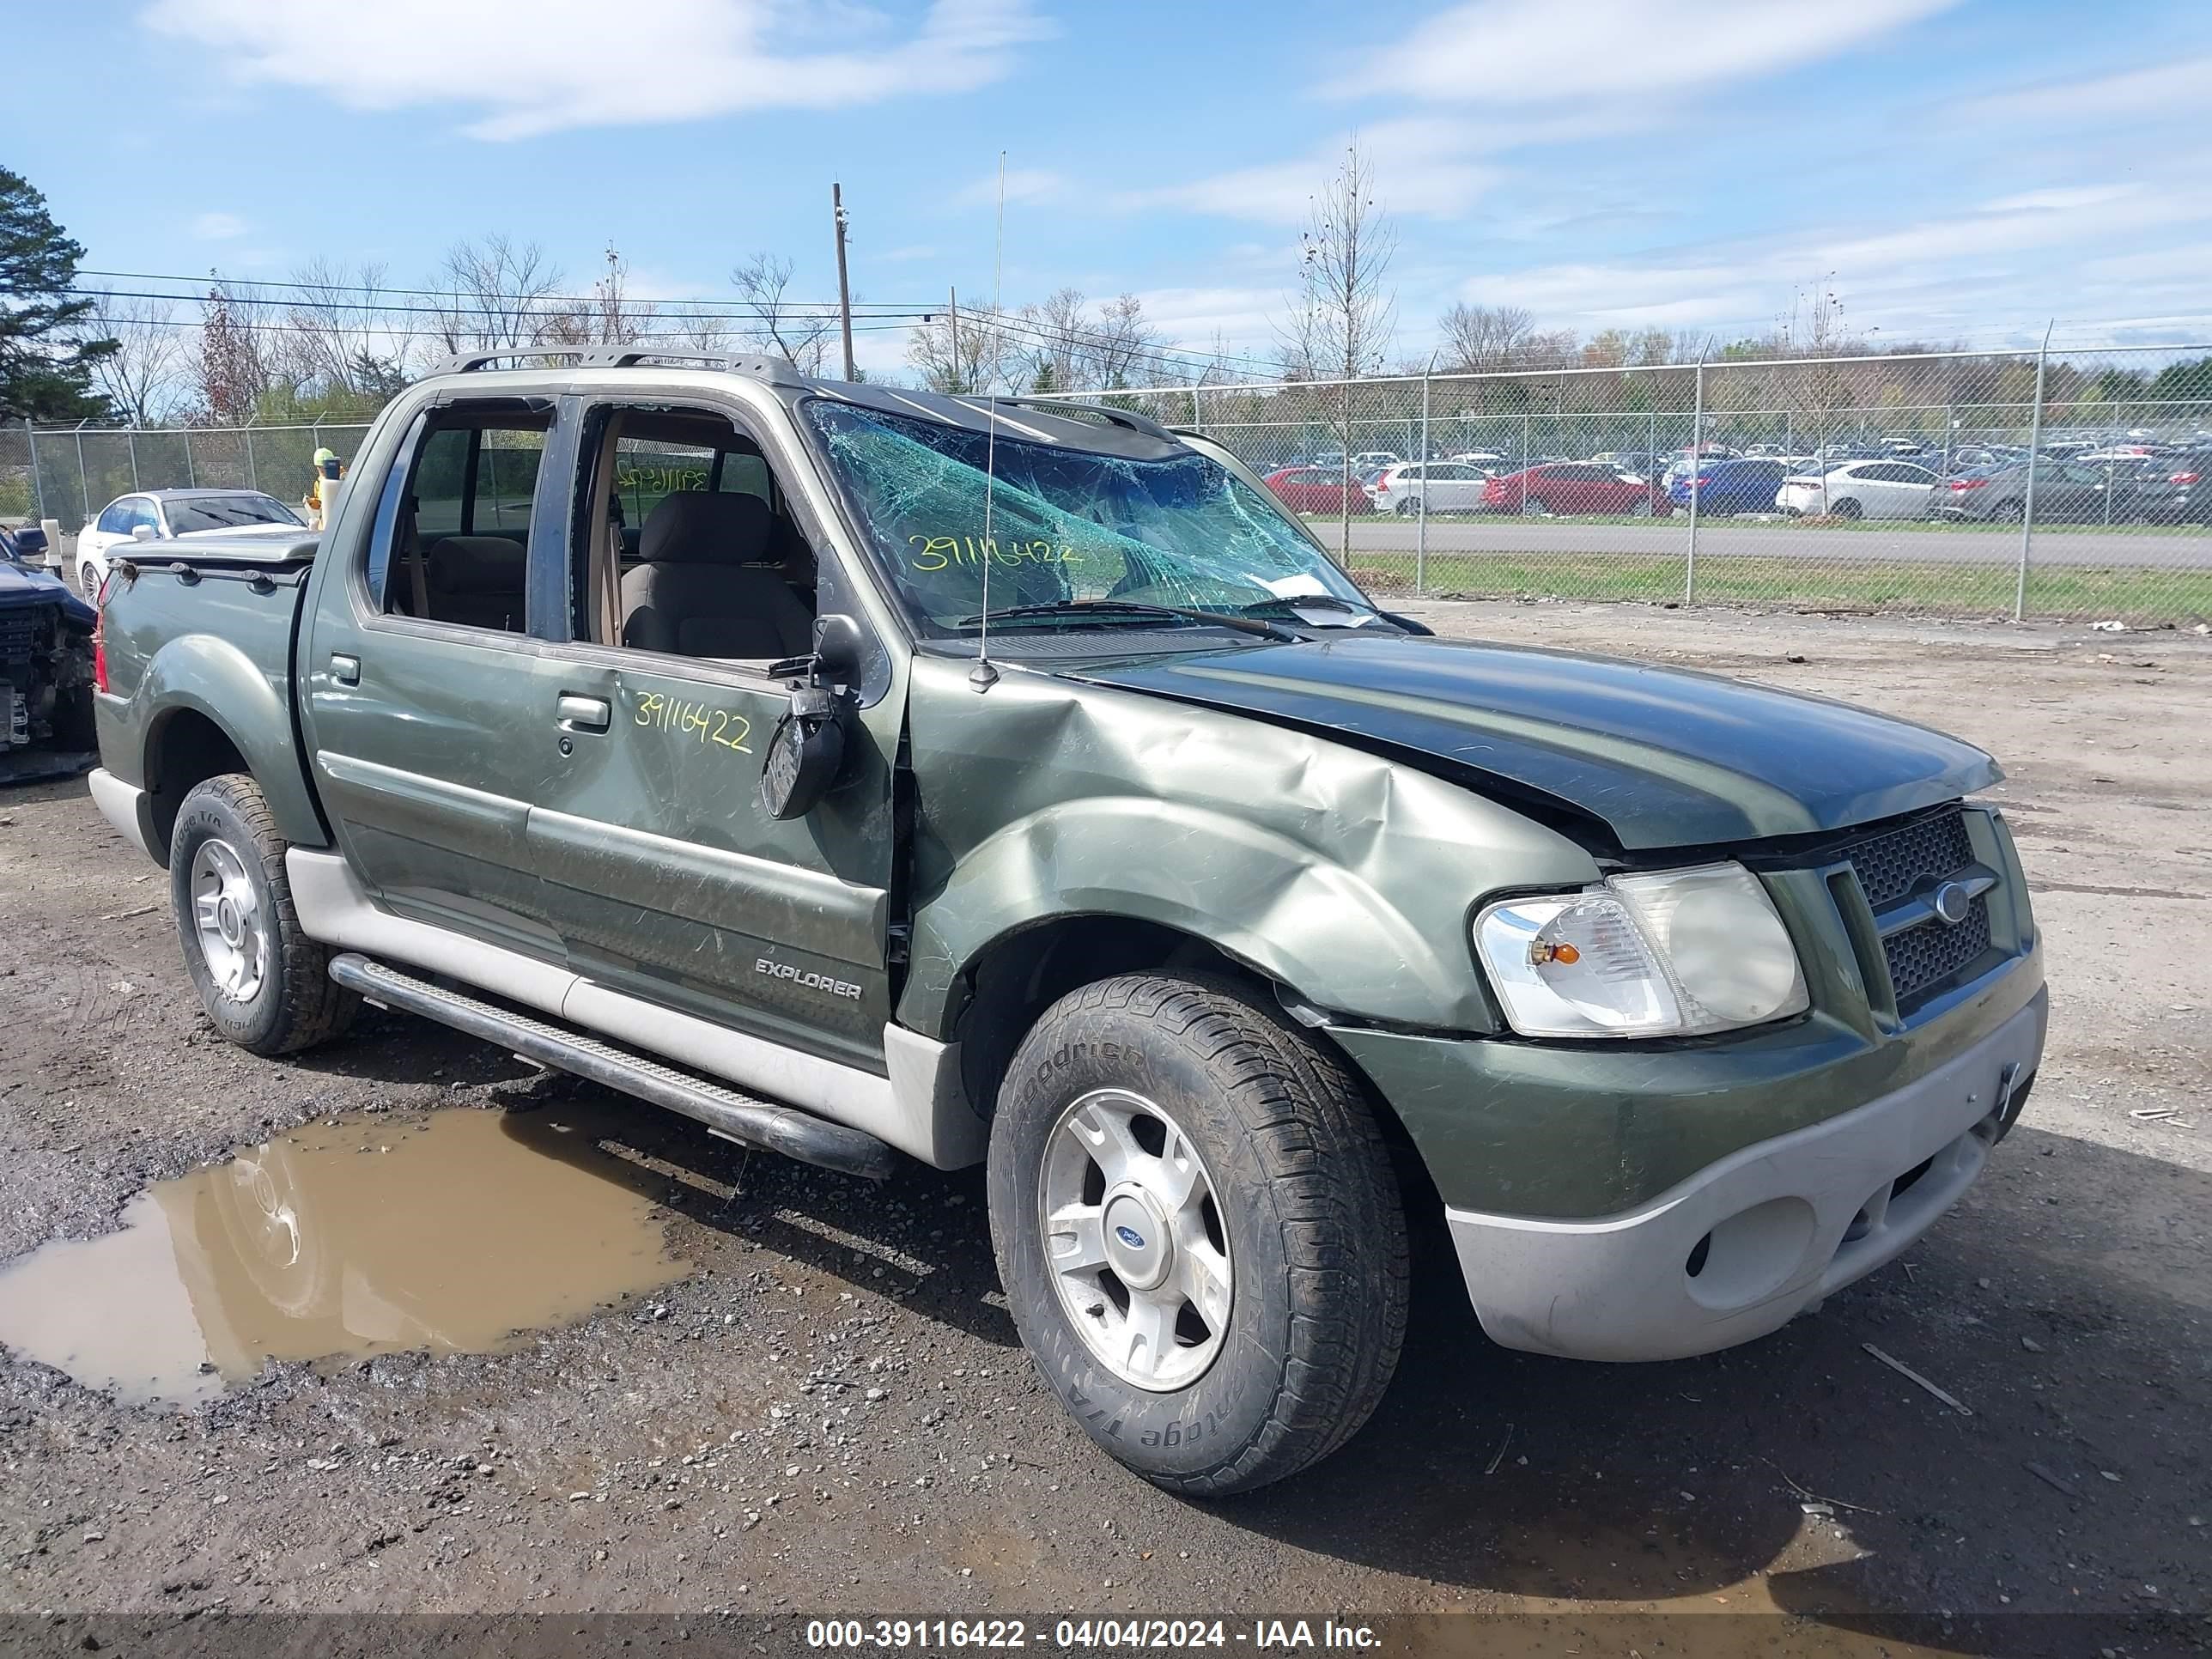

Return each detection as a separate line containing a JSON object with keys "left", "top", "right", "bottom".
{"left": 1882, "top": 895, "right": 1992, "bottom": 1002}
{"left": 0, "top": 608, "right": 45, "bottom": 669}
{"left": 1835, "top": 807, "right": 1995, "bottom": 1006}
{"left": 1844, "top": 810, "right": 1975, "bottom": 911}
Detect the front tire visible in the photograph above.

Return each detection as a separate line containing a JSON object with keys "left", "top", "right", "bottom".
{"left": 169, "top": 774, "right": 359, "bottom": 1056}
{"left": 988, "top": 974, "right": 1409, "bottom": 1495}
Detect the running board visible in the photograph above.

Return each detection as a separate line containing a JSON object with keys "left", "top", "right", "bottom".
{"left": 327, "top": 953, "right": 900, "bottom": 1181}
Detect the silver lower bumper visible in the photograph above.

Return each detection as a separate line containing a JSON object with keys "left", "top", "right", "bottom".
{"left": 1446, "top": 988, "right": 2048, "bottom": 1362}
{"left": 88, "top": 767, "right": 161, "bottom": 865}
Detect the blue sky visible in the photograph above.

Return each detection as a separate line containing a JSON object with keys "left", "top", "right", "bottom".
{"left": 18, "top": 0, "right": 2212, "bottom": 380}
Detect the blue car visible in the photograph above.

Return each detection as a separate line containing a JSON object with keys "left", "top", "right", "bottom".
{"left": 1668, "top": 457, "right": 1788, "bottom": 514}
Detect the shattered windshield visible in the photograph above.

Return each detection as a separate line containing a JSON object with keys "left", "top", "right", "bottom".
{"left": 805, "top": 401, "right": 1373, "bottom": 635}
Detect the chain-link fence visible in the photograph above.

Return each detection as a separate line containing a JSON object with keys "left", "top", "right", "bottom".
{"left": 0, "top": 422, "right": 375, "bottom": 537}
{"left": 1035, "top": 343, "right": 2212, "bottom": 625}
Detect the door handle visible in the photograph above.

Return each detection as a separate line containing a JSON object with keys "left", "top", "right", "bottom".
{"left": 330, "top": 653, "right": 360, "bottom": 685}
{"left": 556, "top": 694, "right": 611, "bottom": 732}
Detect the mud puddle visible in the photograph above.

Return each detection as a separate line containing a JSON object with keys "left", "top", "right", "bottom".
{"left": 0, "top": 1105, "right": 688, "bottom": 1407}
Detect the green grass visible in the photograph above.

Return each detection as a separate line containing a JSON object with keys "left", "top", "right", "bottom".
{"left": 1346, "top": 551, "right": 2212, "bottom": 623}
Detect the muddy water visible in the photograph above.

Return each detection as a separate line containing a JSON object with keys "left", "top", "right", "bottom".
{"left": 0, "top": 1107, "right": 687, "bottom": 1407}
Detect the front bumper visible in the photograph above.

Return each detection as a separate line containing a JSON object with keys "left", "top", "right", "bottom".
{"left": 1441, "top": 987, "right": 2045, "bottom": 1361}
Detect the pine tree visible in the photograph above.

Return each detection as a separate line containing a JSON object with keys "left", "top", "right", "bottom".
{"left": 0, "top": 167, "right": 112, "bottom": 422}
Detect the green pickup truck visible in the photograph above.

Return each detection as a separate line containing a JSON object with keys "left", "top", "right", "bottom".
{"left": 88, "top": 349, "right": 2046, "bottom": 1494}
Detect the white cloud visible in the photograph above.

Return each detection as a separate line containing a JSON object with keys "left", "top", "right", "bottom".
{"left": 190, "top": 210, "right": 245, "bottom": 239}
{"left": 1125, "top": 118, "right": 1509, "bottom": 223}
{"left": 953, "top": 167, "right": 1065, "bottom": 209}
{"left": 1455, "top": 179, "right": 2212, "bottom": 343}
{"left": 1956, "top": 52, "right": 2212, "bottom": 125}
{"left": 143, "top": 0, "right": 1050, "bottom": 139}
{"left": 1331, "top": 0, "right": 1958, "bottom": 106}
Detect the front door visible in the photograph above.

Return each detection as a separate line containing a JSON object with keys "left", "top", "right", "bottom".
{"left": 520, "top": 393, "right": 899, "bottom": 1073}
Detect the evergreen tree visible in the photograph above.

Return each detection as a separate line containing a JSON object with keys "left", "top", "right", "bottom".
{"left": 0, "top": 168, "right": 112, "bottom": 422}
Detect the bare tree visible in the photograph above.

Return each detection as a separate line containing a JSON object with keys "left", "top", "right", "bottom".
{"left": 280, "top": 258, "right": 402, "bottom": 402}
{"left": 428, "top": 235, "right": 565, "bottom": 355}
{"left": 1437, "top": 302, "right": 1534, "bottom": 372}
{"left": 905, "top": 301, "right": 1019, "bottom": 395}
{"left": 537, "top": 243, "right": 661, "bottom": 349}
{"left": 730, "top": 253, "right": 833, "bottom": 374}
{"left": 195, "top": 278, "right": 270, "bottom": 425}
{"left": 1086, "top": 293, "right": 1169, "bottom": 391}
{"left": 84, "top": 291, "right": 185, "bottom": 424}
{"left": 1279, "top": 137, "right": 1397, "bottom": 556}
{"left": 1018, "top": 287, "right": 1088, "bottom": 392}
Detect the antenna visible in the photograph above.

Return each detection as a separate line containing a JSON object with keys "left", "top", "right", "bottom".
{"left": 969, "top": 149, "right": 1007, "bottom": 693}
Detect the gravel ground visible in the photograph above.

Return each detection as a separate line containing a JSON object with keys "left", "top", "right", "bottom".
{"left": 1, "top": 601, "right": 2206, "bottom": 1653}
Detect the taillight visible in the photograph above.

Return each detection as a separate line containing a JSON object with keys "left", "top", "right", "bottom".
{"left": 1949, "top": 477, "right": 1990, "bottom": 489}
{"left": 1691, "top": 475, "right": 1711, "bottom": 487}
{"left": 2172, "top": 471, "right": 2199, "bottom": 484}
{"left": 93, "top": 625, "right": 108, "bottom": 694}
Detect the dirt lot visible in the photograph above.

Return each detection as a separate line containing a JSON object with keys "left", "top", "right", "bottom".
{"left": 2, "top": 601, "right": 2207, "bottom": 1655}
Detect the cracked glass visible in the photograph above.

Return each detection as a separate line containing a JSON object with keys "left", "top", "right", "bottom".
{"left": 805, "top": 401, "right": 1372, "bottom": 635}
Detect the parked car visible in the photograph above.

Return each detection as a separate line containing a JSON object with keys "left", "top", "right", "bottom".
{"left": 1668, "top": 458, "right": 1789, "bottom": 515}
{"left": 1262, "top": 466, "right": 1375, "bottom": 516}
{"left": 1449, "top": 448, "right": 1507, "bottom": 465}
{"left": 75, "top": 489, "right": 308, "bottom": 599}
{"left": 1777, "top": 460, "right": 1940, "bottom": 520}
{"left": 86, "top": 349, "right": 2045, "bottom": 1495}
{"left": 1367, "top": 460, "right": 1493, "bottom": 515}
{"left": 2124, "top": 448, "right": 2212, "bottom": 525}
{"left": 1483, "top": 463, "right": 1673, "bottom": 516}
{"left": 1929, "top": 459, "right": 2130, "bottom": 524}
{"left": 0, "top": 518, "right": 96, "bottom": 781}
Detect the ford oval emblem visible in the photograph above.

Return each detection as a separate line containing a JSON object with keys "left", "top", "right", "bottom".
{"left": 1114, "top": 1224, "right": 1147, "bottom": 1249}
{"left": 1931, "top": 880, "right": 1972, "bottom": 927}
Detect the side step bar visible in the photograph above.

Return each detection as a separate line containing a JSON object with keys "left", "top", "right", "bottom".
{"left": 327, "top": 953, "right": 900, "bottom": 1181}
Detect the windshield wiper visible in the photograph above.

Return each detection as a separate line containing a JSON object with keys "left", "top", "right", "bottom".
{"left": 955, "top": 599, "right": 1300, "bottom": 641}
{"left": 1232, "top": 593, "right": 1388, "bottom": 625}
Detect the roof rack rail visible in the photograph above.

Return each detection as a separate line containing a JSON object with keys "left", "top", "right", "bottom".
{"left": 971, "top": 394, "right": 1173, "bottom": 441}
{"left": 427, "top": 345, "right": 805, "bottom": 385}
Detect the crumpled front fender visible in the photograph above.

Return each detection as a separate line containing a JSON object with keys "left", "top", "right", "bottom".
{"left": 896, "top": 653, "right": 1599, "bottom": 1037}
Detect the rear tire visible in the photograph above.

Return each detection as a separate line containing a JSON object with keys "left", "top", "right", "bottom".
{"left": 988, "top": 974, "right": 1409, "bottom": 1495}
{"left": 1395, "top": 496, "right": 1423, "bottom": 518}
{"left": 169, "top": 774, "right": 359, "bottom": 1056}
{"left": 1831, "top": 497, "right": 1863, "bottom": 520}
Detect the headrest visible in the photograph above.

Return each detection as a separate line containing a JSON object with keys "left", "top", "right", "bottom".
{"left": 640, "top": 491, "right": 772, "bottom": 566}
{"left": 428, "top": 535, "right": 526, "bottom": 594}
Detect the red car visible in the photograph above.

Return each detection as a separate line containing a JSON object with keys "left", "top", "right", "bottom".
{"left": 1482, "top": 463, "right": 1673, "bottom": 517}
{"left": 1264, "top": 466, "right": 1375, "bottom": 515}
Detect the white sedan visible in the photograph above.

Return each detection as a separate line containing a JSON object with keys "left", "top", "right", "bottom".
{"left": 74, "top": 489, "right": 307, "bottom": 599}
{"left": 1776, "top": 460, "right": 1941, "bottom": 520}
{"left": 1366, "top": 460, "right": 1494, "bottom": 515}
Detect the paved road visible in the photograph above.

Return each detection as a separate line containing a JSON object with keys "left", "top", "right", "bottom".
{"left": 1331, "top": 517, "right": 2212, "bottom": 568}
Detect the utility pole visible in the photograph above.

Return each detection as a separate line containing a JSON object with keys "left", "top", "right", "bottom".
{"left": 832, "top": 182, "right": 857, "bottom": 382}
{"left": 947, "top": 285, "right": 961, "bottom": 393}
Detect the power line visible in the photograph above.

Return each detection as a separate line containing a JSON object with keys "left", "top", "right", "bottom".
{"left": 79, "top": 266, "right": 932, "bottom": 314}
{"left": 81, "top": 265, "right": 1282, "bottom": 377}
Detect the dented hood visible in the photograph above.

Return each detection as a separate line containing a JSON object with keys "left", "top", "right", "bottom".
{"left": 1068, "top": 633, "right": 1998, "bottom": 850}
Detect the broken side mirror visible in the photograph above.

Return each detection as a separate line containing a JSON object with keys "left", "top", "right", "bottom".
{"left": 759, "top": 683, "right": 847, "bottom": 821}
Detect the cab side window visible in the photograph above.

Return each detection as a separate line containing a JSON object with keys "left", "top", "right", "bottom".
{"left": 365, "top": 409, "right": 549, "bottom": 635}
{"left": 574, "top": 404, "right": 815, "bottom": 663}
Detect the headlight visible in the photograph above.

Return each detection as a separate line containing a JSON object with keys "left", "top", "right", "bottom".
{"left": 1474, "top": 861, "right": 1808, "bottom": 1039}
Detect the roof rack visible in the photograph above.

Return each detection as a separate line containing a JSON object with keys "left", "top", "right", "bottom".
{"left": 426, "top": 345, "right": 806, "bottom": 386}
{"left": 967, "top": 394, "right": 1173, "bottom": 442}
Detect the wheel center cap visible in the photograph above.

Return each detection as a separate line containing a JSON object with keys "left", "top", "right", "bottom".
{"left": 1103, "top": 1190, "right": 1171, "bottom": 1291}
{"left": 217, "top": 898, "right": 242, "bottom": 945}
